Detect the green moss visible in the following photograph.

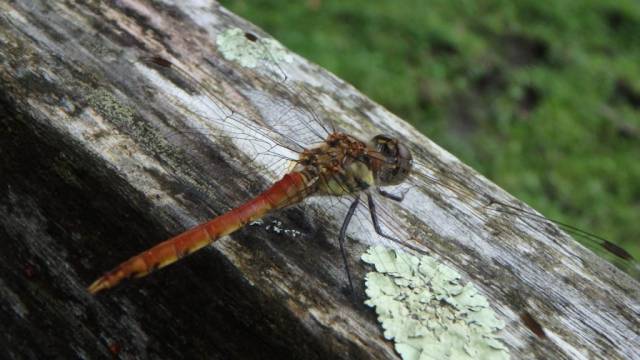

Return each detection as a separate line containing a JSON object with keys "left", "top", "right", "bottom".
{"left": 362, "top": 246, "right": 509, "bottom": 360}
{"left": 87, "top": 88, "right": 173, "bottom": 156}
{"left": 87, "top": 88, "right": 135, "bottom": 124}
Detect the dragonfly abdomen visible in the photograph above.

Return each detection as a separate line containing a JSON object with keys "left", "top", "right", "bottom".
{"left": 88, "top": 172, "right": 309, "bottom": 294}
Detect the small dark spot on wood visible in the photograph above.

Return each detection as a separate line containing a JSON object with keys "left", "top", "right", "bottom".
{"left": 245, "top": 32, "right": 258, "bottom": 42}
{"left": 520, "top": 311, "right": 547, "bottom": 339}
{"left": 89, "top": 18, "right": 145, "bottom": 50}
{"left": 147, "top": 55, "right": 173, "bottom": 68}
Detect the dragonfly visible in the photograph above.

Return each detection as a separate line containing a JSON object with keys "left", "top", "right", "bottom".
{"left": 87, "top": 53, "right": 417, "bottom": 294}
{"left": 87, "top": 30, "right": 637, "bottom": 295}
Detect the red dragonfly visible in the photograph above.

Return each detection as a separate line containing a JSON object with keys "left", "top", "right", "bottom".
{"left": 88, "top": 32, "right": 636, "bottom": 295}
{"left": 88, "top": 52, "right": 417, "bottom": 294}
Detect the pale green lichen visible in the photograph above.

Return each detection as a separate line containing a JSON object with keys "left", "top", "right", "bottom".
{"left": 216, "top": 27, "right": 293, "bottom": 68}
{"left": 362, "top": 246, "right": 510, "bottom": 360}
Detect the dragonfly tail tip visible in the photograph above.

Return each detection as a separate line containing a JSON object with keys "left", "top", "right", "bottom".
{"left": 87, "top": 278, "right": 109, "bottom": 295}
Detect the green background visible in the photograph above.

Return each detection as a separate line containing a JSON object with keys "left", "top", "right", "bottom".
{"left": 221, "top": 0, "right": 640, "bottom": 262}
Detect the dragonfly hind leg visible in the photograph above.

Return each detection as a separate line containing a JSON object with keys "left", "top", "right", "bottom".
{"left": 337, "top": 191, "right": 419, "bottom": 302}
{"left": 338, "top": 197, "right": 360, "bottom": 300}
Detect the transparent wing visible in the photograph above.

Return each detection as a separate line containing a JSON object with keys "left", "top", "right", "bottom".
{"left": 135, "top": 52, "right": 332, "bottom": 179}
{"left": 406, "top": 149, "right": 639, "bottom": 278}
{"left": 213, "top": 27, "right": 338, "bottom": 146}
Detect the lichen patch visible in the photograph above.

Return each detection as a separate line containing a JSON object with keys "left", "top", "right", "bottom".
{"left": 362, "top": 246, "right": 509, "bottom": 360}
{"left": 216, "top": 27, "right": 292, "bottom": 68}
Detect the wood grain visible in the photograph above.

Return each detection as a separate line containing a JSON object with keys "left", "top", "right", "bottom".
{"left": 1, "top": 1, "right": 638, "bottom": 359}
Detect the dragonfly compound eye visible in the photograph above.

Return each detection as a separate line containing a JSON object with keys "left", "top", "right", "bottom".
{"left": 370, "top": 134, "right": 413, "bottom": 186}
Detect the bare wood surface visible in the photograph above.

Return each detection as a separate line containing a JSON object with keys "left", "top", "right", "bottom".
{"left": 1, "top": 1, "right": 638, "bottom": 359}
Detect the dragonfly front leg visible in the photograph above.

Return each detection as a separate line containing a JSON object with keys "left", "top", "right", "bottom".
{"left": 367, "top": 192, "right": 400, "bottom": 241}
{"left": 367, "top": 192, "right": 423, "bottom": 253}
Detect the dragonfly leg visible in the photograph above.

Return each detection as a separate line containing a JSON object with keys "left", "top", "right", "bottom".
{"left": 367, "top": 192, "right": 424, "bottom": 254}
{"left": 339, "top": 197, "right": 360, "bottom": 299}
{"left": 367, "top": 192, "right": 401, "bottom": 241}
{"left": 377, "top": 187, "right": 406, "bottom": 202}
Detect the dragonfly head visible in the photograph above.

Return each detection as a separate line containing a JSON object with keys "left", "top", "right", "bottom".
{"left": 369, "top": 134, "right": 413, "bottom": 186}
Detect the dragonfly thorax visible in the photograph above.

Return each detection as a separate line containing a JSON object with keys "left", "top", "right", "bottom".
{"left": 295, "top": 132, "right": 412, "bottom": 197}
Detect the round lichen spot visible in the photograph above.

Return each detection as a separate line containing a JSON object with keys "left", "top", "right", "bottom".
{"left": 362, "top": 246, "right": 510, "bottom": 360}
{"left": 216, "top": 27, "right": 292, "bottom": 68}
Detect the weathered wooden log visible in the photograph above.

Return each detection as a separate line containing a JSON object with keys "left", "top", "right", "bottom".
{"left": 1, "top": 1, "right": 638, "bottom": 359}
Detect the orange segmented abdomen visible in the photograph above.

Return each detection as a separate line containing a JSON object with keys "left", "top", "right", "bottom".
{"left": 88, "top": 172, "right": 309, "bottom": 294}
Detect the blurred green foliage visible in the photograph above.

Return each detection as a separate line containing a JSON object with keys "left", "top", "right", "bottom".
{"left": 222, "top": 0, "right": 640, "bottom": 260}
